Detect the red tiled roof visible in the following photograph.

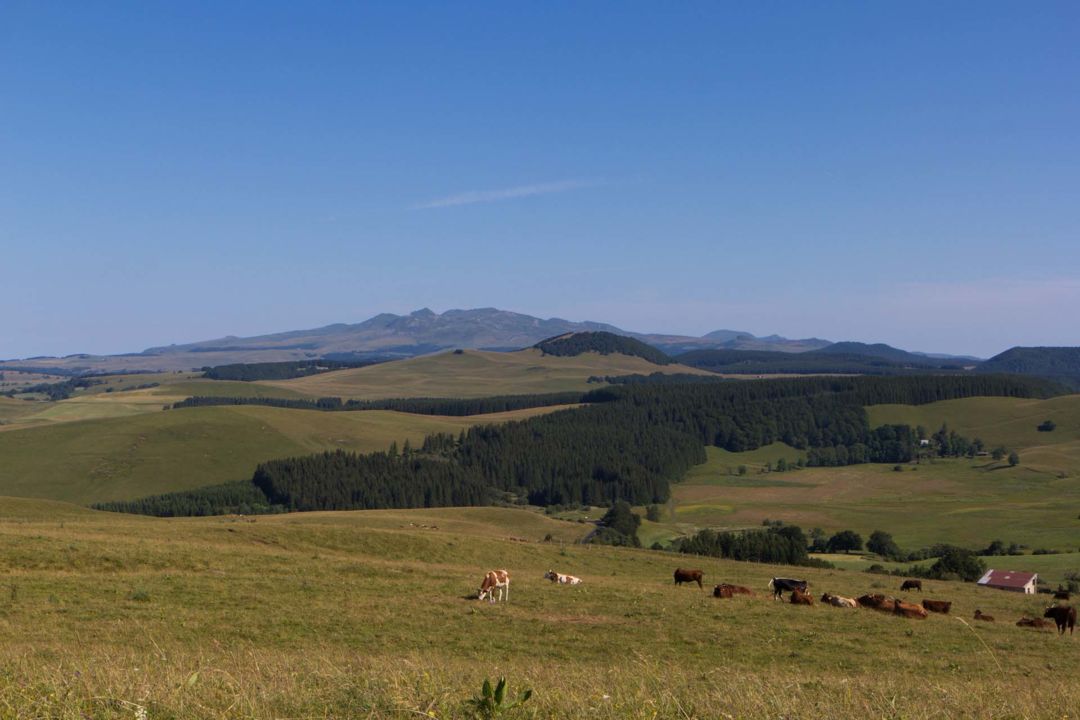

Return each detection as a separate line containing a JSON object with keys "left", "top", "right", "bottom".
{"left": 978, "top": 569, "right": 1037, "bottom": 588}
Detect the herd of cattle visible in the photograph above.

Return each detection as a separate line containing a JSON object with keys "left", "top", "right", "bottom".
{"left": 477, "top": 567, "right": 1077, "bottom": 636}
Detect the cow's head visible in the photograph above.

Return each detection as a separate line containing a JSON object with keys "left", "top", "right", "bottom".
{"left": 544, "top": 570, "right": 555, "bottom": 581}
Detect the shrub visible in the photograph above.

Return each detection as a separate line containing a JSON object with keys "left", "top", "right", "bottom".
{"left": 466, "top": 677, "right": 532, "bottom": 719}
{"left": 867, "top": 530, "right": 903, "bottom": 561}
{"left": 928, "top": 547, "right": 986, "bottom": 582}
{"left": 826, "top": 530, "right": 863, "bottom": 554}
{"left": 588, "top": 501, "right": 642, "bottom": 547}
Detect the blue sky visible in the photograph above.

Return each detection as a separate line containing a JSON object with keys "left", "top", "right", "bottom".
{"left": 2, "top": 2, "right": 1078, "bottom": 359}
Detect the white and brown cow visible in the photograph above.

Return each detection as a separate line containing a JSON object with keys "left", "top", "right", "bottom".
{"left": 478, "top": 569, "right": 510, "bottom": 603}
{"left": 544, "top": 570, "right": 582, "bottom": 585}
{"left": 820, "top": 592, "right": 858, "bottom": 608}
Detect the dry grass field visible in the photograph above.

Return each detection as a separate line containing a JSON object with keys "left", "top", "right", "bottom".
{"left": 0, "top": 498, "right": 1077, "bottom": 719}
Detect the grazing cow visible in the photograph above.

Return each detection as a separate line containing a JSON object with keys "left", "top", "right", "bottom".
{"left": 1016, "top": 617, "right": 1052, "bottom": 630}
{"left": 674, "top": 568, "right": 704, "bottom": 589}
{"left": 790, "top": 588, "right": 814, "bottom": 605}
{"left": 893, "top": 599, "right": 929, "bottom": 619}
{"left": 544, "top": 570, "right": 582, "bottom": 585}
{"left": 922, "top": 599, "right": 952, "bottom": 615}
{"left": 1043, "top": 605, "right": 1077, "bottom": 635}
{"left": 900, "top": 579, "right": 923, "bottom": 592}
{"left": 769, "top": 577, "right": 808, "bottom": 600}
{"left": 713, "top": 584, "right": 733, "bottom": 599}
{"left": 477, "top": 569, "right": 510, "bottom": 603}
{"left": 973, "top": 609, "right": 994, "bottom": 622}
{"left": 857, "top": 594, "right": 897, "bottom": 612}
{"left": 820, "top": 592, "right": 857, "bottom": 608}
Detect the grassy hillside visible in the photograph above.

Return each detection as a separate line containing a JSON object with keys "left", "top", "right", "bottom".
{"left": 670, "top": 447, "right": 1080, "bottom": 550}
{"left": 0, "top": 404, "right": 570, "bottom": 505}
{"left": 268, "top": 348, "right": 712, "bottom": 399}
{"left": 0, "top": 374, "right": 311, "bottom": 433}
{"left": 0, "top": 500, "right": 1075, "bottom": 718}
{"left": 868, "top": 394, "right": 1080, "bottom": 462}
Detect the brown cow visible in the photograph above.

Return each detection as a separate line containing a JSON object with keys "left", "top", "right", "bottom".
{"left": 894, "top": 599, "right": 928, "bottom": 619}
{"left": 922, "top": 599, "right": 952, "bottom": 614}
{"left": 857, "top": 594, "right": 897, "bottom": 612}
{"left": 1044, "top": 605, "right": 1077, "bottom": 635}
{"left": 790, "top": 588, "right": 814, "bottom": 605}
{"left": 820, "top": 592, "right": 857, "bottom": 608}
{"left": 713, "top": 583, "right": 753, "bottom": 598}
{"left": 1016, "top": 617, "right": 1052, "bottom": 630}
{"left": 900, "top": 579, "right": 922, "bottom": 592}
{"left": 974, "top": 609, "right": 994, "bottom": 622}
{"left": 674, "top": 568, "right": 704, "bottom": 589}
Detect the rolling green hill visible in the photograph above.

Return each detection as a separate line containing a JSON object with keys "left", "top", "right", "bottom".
{"left": 0, "top": 404, "right": 570, "bottom": 505}
{"left": 0, "top": 500, "right": 1075, "bottom": 718}
{"left": 267, "top": 348, "right": 711, "bottom": 399}
{"left": 867, "top": 394, "right": 1080, "bottom": 469}
{"left": 654, "top": 394, "right": 1080, "bottom": 554}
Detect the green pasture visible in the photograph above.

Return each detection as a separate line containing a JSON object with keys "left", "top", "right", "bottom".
{"left": 670, "top": 448, "right": 1080, "bottom": 551}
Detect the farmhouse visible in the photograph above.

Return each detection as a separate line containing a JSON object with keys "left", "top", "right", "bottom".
{"left": 977, "top": 569, "right": 1038, "bottom": 594}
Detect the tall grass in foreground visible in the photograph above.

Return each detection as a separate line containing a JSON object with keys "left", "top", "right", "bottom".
{"left": 1, "top": 649, "right": 1076, "bottom": 719}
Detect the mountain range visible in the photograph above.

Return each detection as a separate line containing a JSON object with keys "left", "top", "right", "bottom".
{"left": 3, "top": 306, "right": 977, "bottom": 374}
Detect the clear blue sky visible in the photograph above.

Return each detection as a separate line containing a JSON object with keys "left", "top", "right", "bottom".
{"left": 3, "top": 2, "right": 1078, "bottom": 359}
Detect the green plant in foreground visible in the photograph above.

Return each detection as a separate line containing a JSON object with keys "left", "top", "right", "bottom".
{"left": 466, "top": 677, "right": 532, "bottom": 719}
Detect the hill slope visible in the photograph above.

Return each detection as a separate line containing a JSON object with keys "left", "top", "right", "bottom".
{"left": 0, "top": 404, "right": 569, "bottom": 504}
{"left": 676, "top": 348, "right": 955, "bottom": 375}
{"left": 267, "top": 348, "right": 710, "bottom": 399}
{"left": 977, "top": 347, "right": 1080, "bottom": 389}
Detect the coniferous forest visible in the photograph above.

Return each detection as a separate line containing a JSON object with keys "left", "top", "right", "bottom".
{"left": 100, "top": 374, "right": 1064, "bottom": 516}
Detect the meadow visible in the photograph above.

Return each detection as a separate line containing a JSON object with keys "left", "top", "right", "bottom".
{"left": 0, "top": 498, "right": 1076, "bottom": 719}
{"left": 669, "top": 449, "right": 1080, "bottom": 552}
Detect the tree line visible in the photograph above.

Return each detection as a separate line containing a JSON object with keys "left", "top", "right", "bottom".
{"left": 201, "top": 359, "right": 386, "bottom": 381}
{"left": 172, "top": 391, "right": 589, "bottom": 416}
{"left": 535, "top": 331, "right": 674, "bottom": 365}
